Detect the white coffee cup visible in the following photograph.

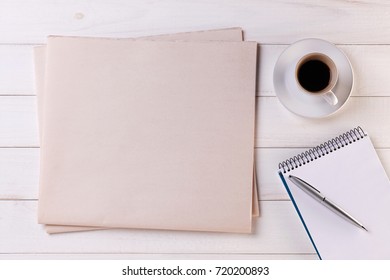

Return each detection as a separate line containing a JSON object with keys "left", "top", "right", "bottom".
{"left": 295, "top": 53, "right": 339, "bottom": 106}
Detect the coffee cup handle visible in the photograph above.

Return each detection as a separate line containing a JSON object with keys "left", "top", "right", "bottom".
{"left": 323, "top": 90, "right": 338, "bottom": 106}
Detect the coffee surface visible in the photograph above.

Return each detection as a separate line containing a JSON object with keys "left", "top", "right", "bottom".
{"left": 298, "top": 60, "right": 330, "bottom": 92}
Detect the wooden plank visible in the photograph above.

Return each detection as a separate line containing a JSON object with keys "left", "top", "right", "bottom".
{"left": 0, "top": 253, "right": 318, "bottom": 260}
{"left": 1, "top": 1, "right": 390, "bottom": 44}
{"left": 3, "top": 96, "right": 390, "bottom": 148}
{"left": 257, "top": 97, "right": 390, "bottom": 148}
{"left": 0, "top": 46, "right": 34, "bottom": 95}
{"left": 0, "top": 200, "right": 314, "bottom": 254}
{"left": 0, "top": 148, "right": 39, "bottom": 200}
{"left": 0, "top": 96, "right": 376, "bottom": 149}
{"left": 259, "top": 45, "right": 390, "bottom": 97}
{"left": 338, "top": 45, "right": 390, "bottom": 97}
{"left": 2, "top": 44, "right": 390, "bottom": 97}
{"left": 0, "top": 146, "right": 311, "bottom": 200}
{"left": 2, "top": 147, "right": 390, "bottom": 201}
{"left": 0, "top": 96, "right": 39, "bottom": 147}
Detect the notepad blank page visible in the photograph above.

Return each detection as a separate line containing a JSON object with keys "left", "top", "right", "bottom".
{"left": 285, "top": 136, "right": 390, "bottom": 259}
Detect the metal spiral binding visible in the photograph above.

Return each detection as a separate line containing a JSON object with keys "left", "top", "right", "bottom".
{"left": 278, "top": 126, "right": 367, "bottom": 173}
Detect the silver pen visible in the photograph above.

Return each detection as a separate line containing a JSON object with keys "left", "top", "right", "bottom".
{"left": 288, "top": 175, "right": 367, "bottom": 231}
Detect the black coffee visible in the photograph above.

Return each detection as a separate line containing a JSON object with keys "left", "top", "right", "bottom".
{"left": 297, "top": 59, "right": 331, "bottom": 92}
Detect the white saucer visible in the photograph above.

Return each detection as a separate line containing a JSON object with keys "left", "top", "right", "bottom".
{"left": 273, "top": 38, "right": 353, "bottom": 118}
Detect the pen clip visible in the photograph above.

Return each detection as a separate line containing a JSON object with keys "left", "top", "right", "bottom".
{"left": 290, "top": 175, "right": 321, "bottom": 193}
{"left": 301, "top": 178, "right": 321, "bottom": 193}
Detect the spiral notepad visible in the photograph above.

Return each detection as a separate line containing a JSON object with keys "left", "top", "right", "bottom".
{"left": 278, "top": 127, "right": 390, "bottom": 259}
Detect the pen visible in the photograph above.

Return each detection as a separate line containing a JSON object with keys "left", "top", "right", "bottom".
{"left": 288, "top": 175, "right": 367, "bottom": 231}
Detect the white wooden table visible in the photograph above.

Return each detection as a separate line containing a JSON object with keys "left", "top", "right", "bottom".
{"left": 2, "top": 0, "right": 390, "bottom": 260}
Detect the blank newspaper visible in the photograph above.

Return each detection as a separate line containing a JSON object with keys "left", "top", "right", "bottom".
{"left": 37, "top": 35, "right": 257, "bottom": 233}
{"left": 34, "top": 28, "right": 259, "bottom": 234}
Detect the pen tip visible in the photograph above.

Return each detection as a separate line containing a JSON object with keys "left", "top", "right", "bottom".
{"left": 362, "top": 226, "right": 368, "bottom": 232}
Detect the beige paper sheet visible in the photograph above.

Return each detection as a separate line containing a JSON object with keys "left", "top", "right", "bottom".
{"left": 35, "top": 33, "right": 256, "bottom": 232}
{"left": 35, "top": 29, "right": 259, "bottom": 234}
